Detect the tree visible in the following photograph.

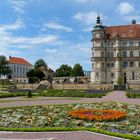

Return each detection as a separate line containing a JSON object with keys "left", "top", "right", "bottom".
{"left": 26, "top": 69, "right": 45, "bottom": 83}
{"left": 34, "top": 59, "right": 47, "bottom": 70}
{"left": 71, "top": 63, "right": 84, "bottom": 77}
{"left": 36, "top": 70, "right": 45, "bottom": 81}
{"left": 55, "top": 64, "right": 72, "bottom": 77}
{"left": 26, "top": 69, "right": 36, "bottom": 78}
{"left": 0, "top": 55, "right": 11, "bottom": 77}
{"left": 116, "top": 77, "right": 122, "bottom": 85}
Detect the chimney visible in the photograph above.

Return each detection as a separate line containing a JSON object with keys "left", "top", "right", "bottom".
{"left": 132, "top": 19, "right": 136, "bottom": 24}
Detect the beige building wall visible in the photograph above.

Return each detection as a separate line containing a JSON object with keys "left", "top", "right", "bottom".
{"left": 91, "top": 16, "right": 140, "bottom": 85}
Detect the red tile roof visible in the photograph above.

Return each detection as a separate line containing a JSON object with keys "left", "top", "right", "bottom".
{"left": 106, "top": 24, "right": 140, "bottom": 39}
{"left": 9, "top": 57, "right": 32, "bottom": 66}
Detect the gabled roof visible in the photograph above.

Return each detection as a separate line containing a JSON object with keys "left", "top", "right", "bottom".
{"left": 106, "top": 24, "right": 140, "bottom": 39}
{"left": 9, "top": 57, "right": 32, "bottom": 66}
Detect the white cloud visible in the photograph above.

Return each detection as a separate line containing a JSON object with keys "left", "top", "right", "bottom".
{"left": 42, "top": 22, "right": 73, "bottom": 32}
{"left": 0, "top": 19, "right": 62, "bottom": 57}
{"left": 8, "top": 0, "right": 27, "bottom": 13}
{"left": 73, "top": 11, "right": 98, "bottom": 25}
{"left": 122, "top": 15, "right": 140, "bottom": 22}
{"left": 45, "top": 48, "right": 58, "bottom": 53}
{"left": 117, "top": 2, "right": 134, "bottom": 15}
{"left": 0, "top": 19, "right": 24, "bottom": 31}
{"left": 44, "top": 42, "right": 91, "bottom": 70}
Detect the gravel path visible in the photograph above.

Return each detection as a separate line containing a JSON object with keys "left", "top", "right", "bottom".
{"left": 0, "top": 91, "right": 139, "bottom": 107}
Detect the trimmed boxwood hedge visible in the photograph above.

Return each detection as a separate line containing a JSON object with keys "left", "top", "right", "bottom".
{"left": 38, "top": 89, "right": 107, "bottom": 98}
{"left": 126, "top": 90, "right": 140, "bottom": 98}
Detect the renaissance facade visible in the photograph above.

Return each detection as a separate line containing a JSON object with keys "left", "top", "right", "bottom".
{"left": 9, "top": 56, "right": 32, "bottom": 83}
{"left": 91, "top": 16, "right": 140, "bottom": 85}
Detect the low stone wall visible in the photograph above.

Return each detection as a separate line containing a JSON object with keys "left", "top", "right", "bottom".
{"left": 128, "top": 84, "right": 140, "bottom": 90}
{"left": 52, "top": 84, "right": 113, "bottom": 90}
{"left": 16, "top": 84, "right": 39, "bottom": 90}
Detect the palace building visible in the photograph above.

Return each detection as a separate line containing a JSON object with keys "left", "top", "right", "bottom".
{"left": 9, "top": 56, "right": 32, "bottom": 83}
{"left": 91, "top": 16, "right": 140, "bottom": 86}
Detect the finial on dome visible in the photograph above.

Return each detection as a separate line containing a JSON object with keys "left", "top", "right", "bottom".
{"left": 96, "top": 14, "right": 101, "bottom": 25}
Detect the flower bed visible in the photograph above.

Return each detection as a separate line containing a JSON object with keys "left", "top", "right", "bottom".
{"left": 0, "top": 102, "right": 140, "bottom": 138}
{"left": 68, "top": 109, "right": 126, "bottom": 121}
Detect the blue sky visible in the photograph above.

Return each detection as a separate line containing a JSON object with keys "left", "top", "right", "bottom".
{"left": 0, "top": 0, "right": 140, "bottom": 71}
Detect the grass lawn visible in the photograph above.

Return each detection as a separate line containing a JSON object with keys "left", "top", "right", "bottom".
{"left": 0, "top": 97, "right": 81, "bottom": 103}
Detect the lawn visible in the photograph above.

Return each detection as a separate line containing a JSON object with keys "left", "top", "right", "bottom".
{"left": 0, "top": 102, "right": 140, "bottom": 139}
{"left": 0, "top": 89, "right": 107, "bottom": 98}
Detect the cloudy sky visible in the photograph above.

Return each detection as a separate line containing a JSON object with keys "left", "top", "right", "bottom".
{"left": 0, "top": 0, "right": 139, "bottom": 70}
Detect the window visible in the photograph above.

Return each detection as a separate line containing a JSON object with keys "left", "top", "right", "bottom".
{"left": 123, "top": 41, "right": 128, "bottom": 47}
{"left": 130, "top": 51, "right": 133, "bottom": 57}
{"left": 123, "top": 62, "right": 127, "bottom": 68}
{"left": 92, "top": 63, "right": 94, "bottom": 67}
{"left": 111, "top": 42, "right": 115, "bottom": 47}
{"left": 130, "top": 62, "right": 134, "bottom": 67}
{"left": 132, "top": 72, "right": 135, "bottom": 80}
{"left": 129, "top": 41, "right": 134, "bottom": 46}
{"left": 92, "top": 52, "right": 94, "bottom": 57}
{"left": 139, "top": 51, "right": 140, "bottom": 57}
{"left": 101, "top": 52, "right": 104, "bottom": 57}
{"left": 123, "top": 51, "right": 127, "bottom": 57}
{"left": 107, "top": 42, "right": 110, "bottom": 47}
{"left": 111, "top": 63, "right": 114, "bottom": 67}
{"left": 107, "top": 63, "right": 110, "bottom": 67}
{"left": 138, "top": 41, "right": 140, "bottom": 46}
{"left": 111, "top": 52, "right": 114, "bottom": 57}
{"left": 111, "top": 73, "right": 114, "bottom": 77}
{"left": 102, "top": 63, "right": 104, "bottom": 68}
{"left": 107, "top": 52, "right": 110, "bottom": 57}
{"left": 96, "top": 73, "right": 99, "bottom": 76}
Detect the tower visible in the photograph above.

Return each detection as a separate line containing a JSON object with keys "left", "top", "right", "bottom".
{"left": 91, "top": 15, "right": 106, "bottom": 84}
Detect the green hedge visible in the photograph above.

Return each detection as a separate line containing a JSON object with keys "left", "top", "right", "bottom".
{"left": 126, "top": 90, "right": 140, "bottom": 98}
{"left": 0, "top": 127, "right": 139, "bottom": 140}
{"left": 0, "top": 92, "right": 27, "bottom": 98}
{"left": 38, "top": 89, "right": 107, "bottom": 98}
{"left": 0, "top": 89, "right": 107, "bottom": 98}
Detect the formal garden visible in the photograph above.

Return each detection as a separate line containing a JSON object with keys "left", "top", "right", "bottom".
{"left": 0, "top": 102, "right": 140, "bottom": 139}
{"left": 0, "top": 79, "right": 140, "bottom": 139}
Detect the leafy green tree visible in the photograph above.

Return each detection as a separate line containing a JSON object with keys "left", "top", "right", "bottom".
{"left": 26, "top": 69, "right": 36, "bottom": 78}
{"left": 71, "top": 63, "right": 84, "bottom": 76}
{"left": 116, "top": 77, "right": 122, "bottom": 85}
{"left": 26, "top": 69, "right": 45, "bottom": 82}
{"left": 36, "top": 70, "right": 45, "bottom": 81}
{"left": 34, "top": 59, "right": 47, "bottom": 69}
{"left": 0, "top": 55, "right": 11, "bottom": 77}
{"left": 55, "top": 64, "right": 72, "bottom": 77}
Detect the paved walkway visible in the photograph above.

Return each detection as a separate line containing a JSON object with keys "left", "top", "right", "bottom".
{"left": 0, "top": 131, "right": 128, "bottom": 140}
{"left": 0, "top": 91, "right": 139, "bottom": 107}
